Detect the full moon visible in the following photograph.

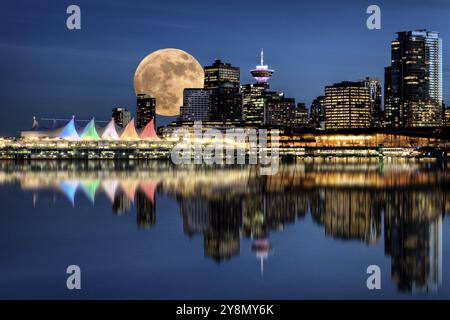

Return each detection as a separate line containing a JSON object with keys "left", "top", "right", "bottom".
{"left": 134, "top": 48, "right": 204, "bottom": 116}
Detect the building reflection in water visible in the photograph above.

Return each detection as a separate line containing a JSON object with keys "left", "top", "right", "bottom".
{"left": 1, "top": 160, "right": 449, "bottom": 294}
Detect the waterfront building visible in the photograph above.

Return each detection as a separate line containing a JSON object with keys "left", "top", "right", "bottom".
{"left": 324, "top": 81, "right": 372, "bottom": 130}
{"left": 384, "top": 30, "right": 443, "bottom": 127}
{"left": 112, "top": 107, "right": 131, "bottom": 128}
{"left": 136, "top": 94, "right": 156, "bottom": 129}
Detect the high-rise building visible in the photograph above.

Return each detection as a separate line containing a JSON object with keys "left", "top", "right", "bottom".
{"left": 204, "top": 59, "right": 240, "bottom": 89}
{"left": 444, "top": 106, "right": 450, "bottom": 127}
{"left": 385, "top": 30, "right": 443, "bottom": 127}
{"left": 290, "top": 103, "right": 309, "bottom": 127}
{"left": 241, "top": 83, "right": 269, "bottom": 126}
{"left": 209, "top": 84, "right": 242, "bottom": 122}
{"left": 264, "top": 93, "right": 295, "bottom": 127}
{"left": 309, "top": 96, "right": 326, "bottom": 129}
{"left": 324, "top": 81, "right": 371, "bottom": 130}
{"left": 363, "top": 77, "right": 382, "bottom": 127}
{"left": 136, "top": 94, "right": 156, "bottom": 129}
{"left": 204, "top": 59, "right": 242, "bottom": 122}
{"left": 178, "top": 89, "right": 212, "bottom": 122}
{"left": 112, "top": 107, "right": 131, "bottom": 128}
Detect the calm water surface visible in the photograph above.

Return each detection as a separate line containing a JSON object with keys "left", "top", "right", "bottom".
{"left": 0, "top": 160, "right": 449, "bottom": 299}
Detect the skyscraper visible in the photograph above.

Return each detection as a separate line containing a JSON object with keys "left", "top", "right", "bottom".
{"left": 178, "top": 89, "right": 212, "bottom": 122}
{"left": 136, "top": 94, "right": 156, "bottom": 129}
{"left": 264, "top": 93, "right": 295, "bottom": 127}
{"left": 112, "top": 107, "right": 131, "bottom": 128}
{"left": 309, "top": 96, "right": 326, "bottom": 129}
{"left": 290, "top": 103, "right": 309, "bottom": 127}
{"left": 241, "top": 82, "right": 269, "bottom": 126}
{"left": 363, "top": 77, "right": 382, "bottom": 127}
{"left": 204, "top": 59, "right": 240, "bottom": 89}
{"left": 324, "top": 81, "right": 371, "bottom": 130}
{"left": 385, "top": 30, "right": 443, "bottom": 127}
{"left": 204, "top": 59, "right": 242, "bottom": 121}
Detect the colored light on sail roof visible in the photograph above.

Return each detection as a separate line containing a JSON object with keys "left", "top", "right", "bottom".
{"left": 101, "top": 119, "right": 120, "bottom": 140}
{"left": 139, "top": 118, "right": 159, "bottom": 140}
{"left": 80, "top": 118, "right": 100, "bottom": 140}
{"left": 121, "top": 119, "right": 140, "bottom": 140}
{"left": 59, "top": 118, "right": 80, "bottom": 140}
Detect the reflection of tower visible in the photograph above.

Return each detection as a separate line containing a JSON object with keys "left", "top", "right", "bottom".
{"left": 250, "top": 49, "right": 274, "bottom": 84}
{"left": 251, "top": 238, "right": 272, "bottom": 275}
{"left": 136, "top": 190, "right": 156, "bottom": 229}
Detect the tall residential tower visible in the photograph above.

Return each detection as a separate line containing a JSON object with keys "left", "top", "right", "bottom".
{"left": 385, "top": 30, "right": 443, "bottom": 127}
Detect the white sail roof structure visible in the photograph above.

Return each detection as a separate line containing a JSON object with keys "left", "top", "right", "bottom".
{"left": 101, "top": 118, "right": 120, "bottom": 140}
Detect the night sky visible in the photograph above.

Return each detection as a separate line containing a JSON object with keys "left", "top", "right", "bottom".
{"left": 0, "top": 0, "right": 449, "bottom": 136}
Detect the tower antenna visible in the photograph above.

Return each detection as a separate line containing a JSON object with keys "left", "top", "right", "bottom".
{"left": 260, "top": 48, "right": 264, "bottom": 66}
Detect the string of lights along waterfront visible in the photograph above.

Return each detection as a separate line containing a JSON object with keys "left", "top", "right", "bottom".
{"left": 1, "top": 29, "right": 449, "bottom": 161}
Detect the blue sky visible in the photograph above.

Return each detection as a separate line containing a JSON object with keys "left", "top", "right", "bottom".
{"left": 0, "top": 0, "right": 449, "bottom": 135}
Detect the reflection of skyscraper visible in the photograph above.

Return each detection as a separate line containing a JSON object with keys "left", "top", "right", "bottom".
{"left": 180, "top": 198, "right": 209, "bottom": 236}
{"left": 136, "top": 190, "right": 156, "bottom": 229}
{"left": 112, "top": 189, "right": 132, "bottom": 215}
{"left": 204, "top": 198, "right": 242, "bottom": 262}
{"left": 384, "top": 191, "right": 443, "bottom": 293}
{"left": 310, "top": 189, "right": 381, "bottom": 244}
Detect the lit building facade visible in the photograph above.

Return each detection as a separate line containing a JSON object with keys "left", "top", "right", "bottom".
{"left": 264, "top": 93, "right": 295, "bottom": 127}
{"left": 324, "top": 81, "right": 371, "bottom": 130}
{"left": 444, "top": 107, "right": 450, "bottom": 127}
{"left": 385, "top": 30, "right": 443, "bottom": 127}
{"left": 178, "top": 88, "right": 212, "bottom": 122}
{"left": 204, "top": 59, "right": 240, "bottom": 89}
{"left": 241, "top": 82, "right": 269, "bottom": 126}
{"left": 112, "top": 107, "right": 131, "bottom": 128}
{"left": 136, "top": 94, "right": 156, "bottom": 129}
{"left": 290, "top": 103, "right": 309, "bottom": 127}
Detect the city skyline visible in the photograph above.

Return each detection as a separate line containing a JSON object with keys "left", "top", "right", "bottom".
{"left": 1, "top": 0, "right": 450, "bottom": 136}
